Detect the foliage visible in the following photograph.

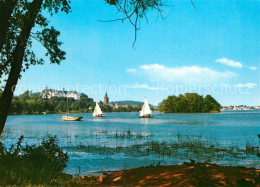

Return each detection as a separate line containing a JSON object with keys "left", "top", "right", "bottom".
{"left": 9, "top": 91, "right": 94, "bottom": 115}
{"left": 0, "top": 0, "right": 71, "bottom": 82}
{"left": 100, "top": 104, "right": 114, "bottom": 112}
{"left": 0, "top": 135, "right": 69, "bottom": 185}
{"left": 159, "top": 93, "right": 221, "bottom": 113}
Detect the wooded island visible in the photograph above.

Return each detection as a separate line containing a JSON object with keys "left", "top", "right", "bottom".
{"left": 159, "top": 93, "right": 221, "bottom": 113}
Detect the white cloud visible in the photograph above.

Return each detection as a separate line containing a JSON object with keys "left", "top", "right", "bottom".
{"left": 128, "top": 64, "right": 237, "bottom": 84}
{"left": 126, "top": 68, "right": 137, "bottom": 73}
{"left": 235, "top": 83, "right": 257, "bottom": 89}
{"left": 216, "top": 58, "right": 242, "bottom": 68}
{"left": 249, "top": 66, "right": 257, "bottom": 70}
{"left": 128, "top": 83, "right": 158, "bottom": 90}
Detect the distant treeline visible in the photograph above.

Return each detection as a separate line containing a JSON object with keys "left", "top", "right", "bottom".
{"left": 9, "top": 91, "right": 95, "bottom": 115}
{"left": 7, "top": 91, "right": 147, "bottom": 115}
{"left": 159, "top": 93, "right": 221, "bottom": 113}
{"left": 101, "top": 104, "right": 143, "bottom": 113}
{"left": 110, "top": 100, "right": 143, "bottom": 105}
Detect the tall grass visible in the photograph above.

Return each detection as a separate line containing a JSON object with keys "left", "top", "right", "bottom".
{"left": 0, "top": 135, "right": 69, "bottom": 186}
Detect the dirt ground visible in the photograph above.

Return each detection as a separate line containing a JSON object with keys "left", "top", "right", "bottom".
{"left": 76, "top": 162, "right": 260, "bottom": 186}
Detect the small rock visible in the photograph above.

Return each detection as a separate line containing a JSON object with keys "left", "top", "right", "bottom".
{"left": 113, "top": 176, "right": 122, "bottom": 182}
{"left": 99, "top": 174, "right": 106, "bottom": 182}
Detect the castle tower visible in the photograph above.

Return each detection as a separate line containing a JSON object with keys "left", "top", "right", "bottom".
{"left": 43, "top": 85, "right": 48, "bottom": 99}
{"left": 104, "top": 92, "right": 109, "bottom": 105}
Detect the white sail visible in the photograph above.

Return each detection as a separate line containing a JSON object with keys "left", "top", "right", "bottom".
{"left": 140, "top": 107, "right": 144, "bottom": 116}
{"left": 139, "top": 98, "right": 152, "bottom": 116}
{"left": 93, "top": 102, "right": 103, "bottom": 116}
{"left": 144, "top": 98, "right": 152, "bottom": 114}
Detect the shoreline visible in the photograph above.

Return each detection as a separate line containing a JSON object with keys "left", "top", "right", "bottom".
{"left": 71, "top": 162, "right": 260, "bottom": 186}
{"left": 9, "top": 110, "right": 260, "bottom": 116}
{"left": 8, "top": 111, "right": 140, "bottom": 116}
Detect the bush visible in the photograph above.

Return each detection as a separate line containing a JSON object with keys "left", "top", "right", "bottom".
{"left": 0, "top": 135, "right": 69, "bottom": 185}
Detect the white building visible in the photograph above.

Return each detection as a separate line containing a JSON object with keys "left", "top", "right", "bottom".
{"left": 67, "top": 91, "right": 80, "bottom": 100}
{"left": 41, "top": 86, "right": 80, "bottom": 100}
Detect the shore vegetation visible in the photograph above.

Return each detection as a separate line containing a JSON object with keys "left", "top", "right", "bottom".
{"left": 0, "top": 134, "right": 259, "bottom": 186}
{"left": 0, "top": 135, "right": 69, "bottom": 186}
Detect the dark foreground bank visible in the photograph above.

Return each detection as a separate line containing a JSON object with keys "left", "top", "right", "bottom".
{"left": 1, "top": 161, "right": 260, "bottom": 186}
{"left": 74, "top": 162, "right": 260, "bottom": 186}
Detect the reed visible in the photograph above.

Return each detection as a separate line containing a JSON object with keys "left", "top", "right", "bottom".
{"left": 64, "top": 133, "right": 259, "bottom": 163}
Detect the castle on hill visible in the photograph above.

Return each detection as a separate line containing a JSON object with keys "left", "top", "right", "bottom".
{"left": 40, "top": 86, "right": 80, "bottom": 100}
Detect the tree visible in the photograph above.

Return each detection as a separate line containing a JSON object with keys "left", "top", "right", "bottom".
{"left": 0, "top": 0, "right": 71, "bottom": 134}
{"left": 203, "top": 95, "right": 221, "bottom": 113}
{"left": 185, "top": 93, "right": 203, "bottom": 113}
{"left": 0, "top": 0, "right": 17, "bottom": 52}
{"left": 0, "top": 0, "right": 166, "bottom": 134}
{"left": 177, "top": 94, "right": 189, "bottom": 113}
{"left": 19, "top": 91, "right": 31, "bottom": 101}
{"left": 159, "top": 95, "right": 178, "bottom": 113}
{"left": 100, "top": 104, "right": 113, "bottom": 112}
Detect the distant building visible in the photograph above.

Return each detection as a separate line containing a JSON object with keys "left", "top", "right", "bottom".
{"left": 41, "top": 86, "right": 80, "bottom": 100}
{"left": 228, "top": 105, "right": 233, "bottom": 110}
{"left": 104, "top": 92, "right": 109, "bottom": 105}
{"left": 121, "top": 105, "right": 129, "bottom": 108}
{"left": 114, "top": 103, "right": 119, "bottom": 109}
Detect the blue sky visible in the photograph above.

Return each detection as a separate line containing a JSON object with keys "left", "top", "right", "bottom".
{"left": 16, "top": 0, "right": 260, "bottom": 106}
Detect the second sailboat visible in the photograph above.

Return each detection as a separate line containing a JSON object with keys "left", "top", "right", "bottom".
{"left": 139, "top": 98, "right": 152, "bottom": 118}
{"left": 93, "top": 102, "right": 105, "bottom": 117}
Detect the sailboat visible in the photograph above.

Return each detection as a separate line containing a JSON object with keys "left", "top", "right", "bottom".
{"left": 139, "top": 98, "right": 152, "bottom": 118}
{"left": 93, "top": 102, "right": 105, "bottom": 117}
{"left": 62, "top": 96, "right": 83, "bottom": 121}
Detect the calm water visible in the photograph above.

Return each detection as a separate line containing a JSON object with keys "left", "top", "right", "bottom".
{"left": 2, "top": 111, "right": 260, "bottom": 176}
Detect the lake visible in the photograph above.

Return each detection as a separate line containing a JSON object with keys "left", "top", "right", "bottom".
{"left": 2, "top": 111, "right": 260, "bottom": 176}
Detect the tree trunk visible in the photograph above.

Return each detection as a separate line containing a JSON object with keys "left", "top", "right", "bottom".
{"left": 0, "top": 0, "right": 17, "bottom": 80}
{"left": 0, "top": 0, "right": 43, "bottom": 135}
{"left": 0, "top": 0, "right": 17, "bottom": 52}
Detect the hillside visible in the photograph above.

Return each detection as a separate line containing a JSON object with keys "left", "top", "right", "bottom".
{"left": 110, "top": 100, "right": 143, "bottom": 105}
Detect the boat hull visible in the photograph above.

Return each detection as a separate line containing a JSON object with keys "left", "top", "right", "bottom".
{"left": 139, "top": 115, "right": 152, "bottom": 118}
{"left": 62, "top": 116, "right": 83, "bottom": 121}
{"left": 92, "top": 115, "right": 105, "bottom": 118}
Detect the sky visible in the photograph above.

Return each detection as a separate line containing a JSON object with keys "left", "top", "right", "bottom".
{"left": 16, "top": 0, "right": 260, "bottom": 106}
